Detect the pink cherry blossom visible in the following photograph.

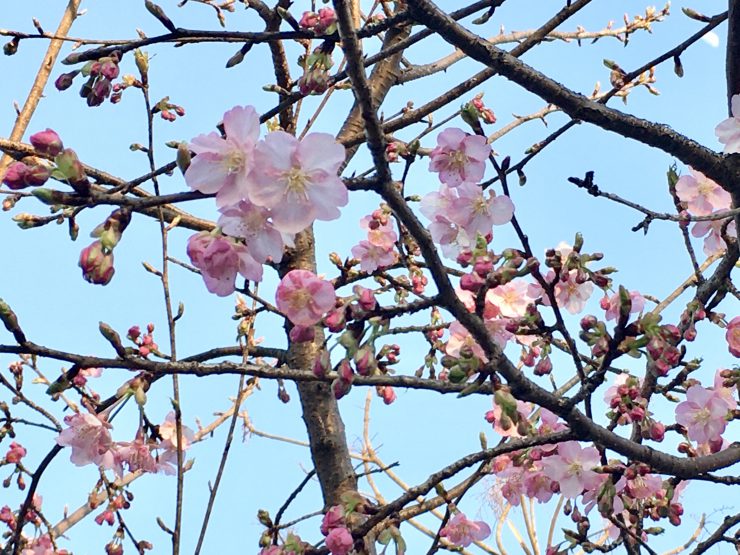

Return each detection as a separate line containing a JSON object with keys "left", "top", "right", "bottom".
{"left": 5, "top": 441, "right": 27, "bottom": 464}
{"left": 21, "top": 534, "right": 69, "bottom": 555}
{"left": 616, "top": 471, "right": 663, "bottom": 500}
{"left": 158, "top": 411, "right": 195, "bottom": 452}
{"left": 529, "top": 269, "right": 594, "bottom": 315}
{"left": 524, "top": 466, "right": 556, "bottom": 503}
{"left": 439, "top": 512, "right": 491, "bottom": 547}
{"left": 497, "top": 464, "right": 526, "bottom": 505}
{"left": 714, "top": 369, "right": 738, "bottom": 410}
{"left": 485, "top": 399, "right": 532, "bottom": 437}
{"left": 113, "top": 434, "right": 158, "bottom": 476}
{"left": 447, "top": 183, "right": 514, "bottom": 237}
{"left": 691, "top": 215, "right": 737, "bottom": 256}
{"left": 276, "top": 269, "right": 336, "bottom": 326}
{"left": 351, "top": 240, "right": 396, "bottom": 272}
{"left": 486, "top": 280, "right": 533, "bottom": 318}
{"left": 675, "top": 168, "right": 731, "bottom": 216}
{"left": 247, "top": 131, "right": 348, "bottom": 234}
{"left": 56, "top": 412, "right": 116, "bottom": 469}
{"left": 429, "top": 128, "right": 490, "bottom": 187}
{"left": 601, "top": 289, "right": 645, "bottom": 321}
{"left": 185, "top": 105, "right": 260, "bottom": 207}
{"left": 727, "top": 317, "right": 740, "bottom": 357}
{"left": 445, "top": 320, "right": 487, "bottom": 361}
{"left": 675, "top": 384, "right": 729, "bottom": 444}
{"left": 187, "top": 232, "right": 263, "bottom": 296}
{"left": 541, "top": 441, "right": 601, "bottom": 498}
{"left": 325, "top": 526, "right": 353, "bottom": 555}
{"left": 360, "top": 215, "right": 397, "bottom": 248}
{"left": 715, "top": 93, "right": 740, "bottom": 153}
{"left": 320, "top": 505, "right": 345, "bottom": 536}
{"left": 218, "top": 200, "right": 293, "bottom": 263}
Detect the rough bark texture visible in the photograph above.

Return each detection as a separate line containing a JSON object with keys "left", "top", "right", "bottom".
{"left": 279, "top": 228, "right": 357, "bottom": 509}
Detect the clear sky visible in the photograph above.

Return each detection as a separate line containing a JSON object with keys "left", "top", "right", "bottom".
{"left": 0, "top": 1, "right": 737, "bottom": 553}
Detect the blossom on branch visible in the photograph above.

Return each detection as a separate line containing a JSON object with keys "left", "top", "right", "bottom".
{"left": 56, "top": 412, "right": 115, "bottom": 469}
{"left": 187, "top": 231, "right": 263, "bottom": 296}
{"left": 276, "top": 270, "right": 336, "bottom": 326}
{"left": 715, "top": 94, "right": 740, "bottom": 153}
{"left": 439, "top": 512, "right": 491, "bottom": 547}
{"left": 429, "top": 128, "right": 490, "bottom": 187}
{"left": 185, "top": 105, "right": 261, "bottom": 207}
{"left": 247, "top": 131, "right": 348, "bottom": 234}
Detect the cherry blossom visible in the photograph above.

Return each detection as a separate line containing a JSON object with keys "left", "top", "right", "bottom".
{"left": 691, "top": 215, "right": 737, "bottom": 256}
{"left": 185, "top": 105, "right": 260, "bottom": 207}
{"left": 541, "top": 441, "right": 601, "bottom": 498}
{"left": 439, "top": 512, "right": 491, "bottom": 547}
{"left": 5, "top": 442, "right": 26, "bottom": 464}
{"left": 320, "top": 505, "right": 345, "bottom": 536}
{"left": 487, "top": 281, "right": 533, "bottom": 318}
{"left": 601, "top": 289, "right": 645, "bottom": 321}
{"left": 675, "top": 384, "right": 729, "bottom": 444}
{"left": 447, "top": 183, "right": 514, "bottom": 237}
{"left": 113, "top": 433, "right": 158, "bottom": 476}
{"left": 325, "top": 527, "right": 353, "bottom": 555}
{"left": 351, "top": 240, "right": 396, "bottom": 272}
{"left": 158, "top": 411, "right": 195, "bottom": 452}
{"left": 276, "top": 270, "right": 336, "bottom": 326}
{"left": 446, "top": 320, "right": 488, "bottom": 361}
{"left": 529, "top": 269, "right": 594, "bottom": 315}
{"left": 715, "top": 93, "right": 740, "bottom": 153}
{"left": 187, "top": 231, "right": 263, "bottom": 296}
{"left": 675, "top": 168, "right": 731, "bottom": 216}
{"left": 727, "top": 316, "right": 740, "bottom": 357}
{"left": 21, "top": 534, "right": 69, "bottom": 555}
{"left": 429, "top": 128, "right": 490, "bottom": 187}
{"left": 218, "top": 200, "right": 293, "bottom": 264}
{"left": 56, "top": 412, "right": 116, "bottom": 469}
{"left": 247, "top": 131, "right": 348, "bottom": 234}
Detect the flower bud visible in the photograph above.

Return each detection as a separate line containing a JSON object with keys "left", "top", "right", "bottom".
{"left": 55, "top": 71, "right": 78, "bottom": 91}
{"left": 29, "top": 129, "right": 64, "bottom": 157}
{"left": 79, "top": 241, "right": 115, "bottom": 285}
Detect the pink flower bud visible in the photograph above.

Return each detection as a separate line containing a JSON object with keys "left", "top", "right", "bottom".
{"left": 353, "top": 285, "right": 377, "bottom": 311}
{"left": 30, "top": 129, "right": 64, "bottom": 157}
{"left": 5, "top": 442, "right": 27, "bottom": 464}
{"left": 313, "top": 350, "right": 331, "bottom": 378}
{"left": 79, "top": 241, "right": 115, "bottom": 285}
{"left": 55, "top": 71, "right": 77, "bottom": 91}
{"left": 320, "top": 505, "right": 345, "bottom": 536}
{"left": 2, "top": 162, "right": 31, "bottom": 190}
{"left": 324, "top": 307, "right": 347, "bottom": 332}
{"left": 353, "top": 346, "right": 376, "bottom": 376}
{"left": 338, "top": 358, "right": 354, "bottom": 382}
{"left": 379, "top": 385, "right": 396, "bottom": 405}
{"left": 332, "top": 378, "right": 351, "bottom": 400}
{"left": 325, "top": 526, "right": 353, "bottom": 555}
{"left": 649, "top": 421, "right": 665, "bottom": 442}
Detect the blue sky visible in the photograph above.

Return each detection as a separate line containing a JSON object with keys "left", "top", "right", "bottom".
{"left": 0, "top": 1, "right": 737, "bottom": 553}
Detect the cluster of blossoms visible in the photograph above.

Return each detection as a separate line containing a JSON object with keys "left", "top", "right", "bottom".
{"left": 55, "top": 51, "right": 121, "bottom": 107}
{"left": 185, "top": 106, "right": 348, "bottom": 296}
{"left": 675, "top": 167, "right": 736, "bottom": 256}
{"left": 55, "top": 410, "right": 193, "bottom": 478}
{"left": 420, "top": 127, "right": 513, "bottom": 258}
{"left": 350, "top": 208, "right": 398, "bottom": 273}
{"left": 298, "top": 7, "right": 337, "bottom": 35}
